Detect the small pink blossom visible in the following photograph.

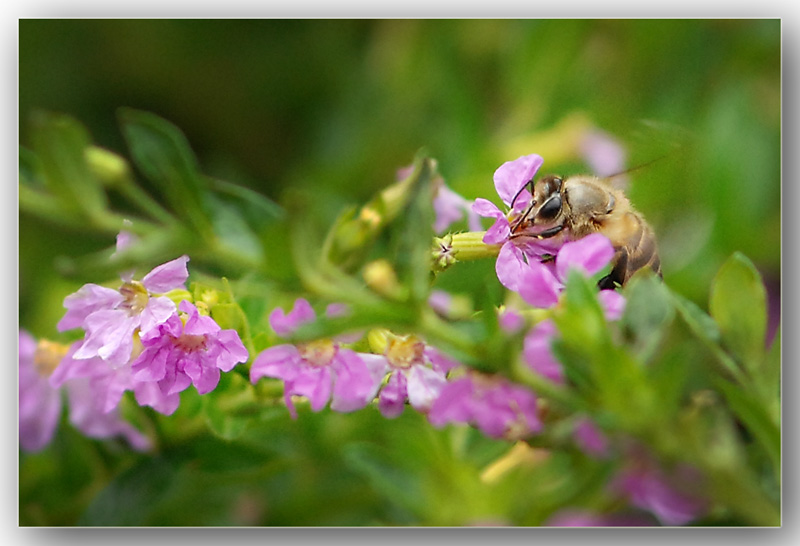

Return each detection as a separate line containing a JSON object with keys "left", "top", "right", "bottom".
{"left": 250, "top": 299, "right": 381, "bottom": 418}
{"left": 612, "top": 452, "right": 709, "bottom": 526}
{"left": 131, "top": 300, "right": 248, "bottom": 396}
{"left": 472, "top": 154, "right": 562, "bottom": 292}
{"left": 573, "top": 417, "right": 610, "bottom": 458}
{"left": 19, "top": 331, "right": 63, "bottom": 452}
{"left": 523, "top": 319, "right": 564, "bottom": 384}
{"left": 360, "top": 336, "right": 450, "bottom": 419}
{"left": 428, "top": 372, "right": 541, "bottom": 440}
{"left": 59, "top": 255, "right": 190, "bottom": 368}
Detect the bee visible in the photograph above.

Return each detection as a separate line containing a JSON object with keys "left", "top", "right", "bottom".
{"left": 509, "top": 173, "right": 661, "bottom": 289}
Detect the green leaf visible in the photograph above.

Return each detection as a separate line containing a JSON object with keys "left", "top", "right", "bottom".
{"left": 392, "top": 155, "right": 435, "bottom": 303}
{"left": 672, "top": 292, "right": 747, "bottom": 385}
{"left": 714, "top": 379, "right": 780, "bottom": 480}
{"left": 709, "top": 252, "right": 768, "bottom": 377}
{"left": 118, "top": 108, "right": 211, "bottom": 235}
{"left": 621, "top": 273, "right": 675, "bottom": 362}
{"left": 29, "top": 111, "right": 107, "bottom": 218}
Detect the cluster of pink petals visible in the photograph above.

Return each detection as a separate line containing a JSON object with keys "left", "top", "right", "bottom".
{"left": 250, "top": 299, "right": 381, "bottom": 418}
{"left": 132, "top": 300, "right": 249, "bottom": 396}
{"left": 612, "top": 456, "right": 709, "bottom": 526}
{"left": 472, "top": 154, "right": 562, "bottom": 292}
{"left": 19, "top": 330, "right": 150, "bottom": 452}
{"left": 427, "top": 372, "right": 541, "bottom": 440}
{"left": 361, "top": 342, "right": 456, "bottom": 419}
{"left": 58, "top": 255, "right": 190, "bottom": 368}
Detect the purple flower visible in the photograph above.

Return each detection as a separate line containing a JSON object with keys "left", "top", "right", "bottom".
{"left": 360, "top": 335, "right": 450, "bottom": 419}
{"left": 472, "top": 154, "right": 562, "bottom": 292}
{"left": 250, "top": 299, "right": 381, "bottom": 418}
{"left": 573, "top": 417, "right": 610, "bottom": 458}
{"left": 20, "top": 330, "right": 152, "bottom": 451}
{"left": 523, "top": 319, "right": 564, "bottom": 384}
{"left": 397, "top": 164, "right": 481, "bottom": 234}
{"left": 428, "top": 372, "right": 541, "bottom": 440}
{"left": 612, "top": 454, "right": 709, "bottom": 526}
{"left": 59, "top": 255, "right": 190, "bottom": 368}
{"left": 579, "top": 129, "right": 627, "bottom": 179}
{"left": 19, "top": 331, "right": 64, "bottom": 452}
{"left": 518, "top": 233, "right": 616, "bottom": 309}
{"left": 131, "top": 300, "right": 249, "bottom": 396}
{"left": 51, "top": 340, "right": 180, "bottom": 416}
{"left": 433, "top": 184, "right": 483, "bottom": 234}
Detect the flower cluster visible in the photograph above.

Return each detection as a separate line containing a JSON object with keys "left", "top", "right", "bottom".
{"left": 20, "top": 232, "right": 249, "bottom": 452}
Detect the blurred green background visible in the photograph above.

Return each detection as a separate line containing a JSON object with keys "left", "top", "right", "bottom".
{"left": 19, "top": 19, "right": 781, "bottom": 525}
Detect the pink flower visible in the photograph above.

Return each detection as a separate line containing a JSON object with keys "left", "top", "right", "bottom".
{"left": 518, "top": 233, "right": 618, "bottom": 309}
{"left": 472, "top": 154, "right": 562, "bottom": 292}
{"left": 612, "top": 452, "right": 709, "bottom": 526}
{"left": 20, "top": 330, "right": 151, "bottom": 451}
{"left": 250, "top": 299, "right": 381, "bottom": 418}
{"left": 428, "top": 372, "right": 541, "bottom": 440}
{"left": 59, "top": 255, "right": 190, "bottom": 368}
{"left": 19, "top": 331, "right": 63, "bottom": 452}
{"left": 51, "top": 340, "right": 180, "bottom": 416}
{"left": 579, "top": 129, "right": 627, "bottom": 179}
{"left": 523, "top": 319, "right": 564, "bottom": 384}
{"left": 131, "top": 300, "right": 249, "bottom": 396}
{"left": 573, "top": 417, "right": 610, "bottom": 459}
{"left": 433, "top": 184, "right": 482, "bottom": 234}
{"left": 359, "top": 336, "right": 450, "bottom": 419}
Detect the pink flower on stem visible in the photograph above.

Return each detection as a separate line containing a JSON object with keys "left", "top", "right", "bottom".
{"left": 359, "top": 335, "right": 451, "bottom": 419}
{"left": 131, "top": 300, "right": 249, "bottom": 396}
{"left": 523, "top": 319, "right": 564, "bottom": 384}
{"left": 472, "top": 154, "right": 561, "bottom": 292}
{"left": 20, "top": 330, "right": 151, "bottom": 452}
{"left": 51, "top": 339, "right": 180, "bottom": 416}
{"left": 250, "top": 299, "right": 381, "bottom": 418}
{"left": 428, "top": 372, "right": 541, "bottom": 440}
{"left": 397, "top": 164, "right": 481, "bottom": 234}
{"left": 19, "top": 331, "right": 63, "bottom": 452}
{"left": 573, "top": 417, "right": 610, "bottom": 459}
{"left": 59, "top": 255, "right": 190, "bottom": 368}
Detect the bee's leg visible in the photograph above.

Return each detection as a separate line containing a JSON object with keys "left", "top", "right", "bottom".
{"left": 597, "top": 249, "right": 627, "bottom": 290}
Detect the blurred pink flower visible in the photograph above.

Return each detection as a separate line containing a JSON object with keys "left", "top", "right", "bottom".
{"left": 131, "top": 300, "right": 249, "bottom": 396}
{"left": 250, "top": 299, "right": 381, "bottom": 418}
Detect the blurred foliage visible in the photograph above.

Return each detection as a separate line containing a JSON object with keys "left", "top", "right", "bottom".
{"left": 19, "top": 19, "right": 780, "bottom": 526}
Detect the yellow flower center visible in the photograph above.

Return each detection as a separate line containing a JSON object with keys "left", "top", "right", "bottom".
{"left": 297, "top": 339, "right": 337, "bottom": 367}
{"left": 33, "top": 340, "right": 70, "bottom": 377}
{"left": 119, "top": 280, "right": 150, "bottom": 315}
{"left": 385, "top": 335, "right": 425, "bottom": 369}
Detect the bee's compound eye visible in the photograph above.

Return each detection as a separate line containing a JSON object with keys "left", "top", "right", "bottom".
{"left": 537, "top": 195, "right": 562, "bottom": 220}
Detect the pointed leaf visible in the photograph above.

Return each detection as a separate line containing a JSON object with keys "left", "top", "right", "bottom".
{"left": 710, "top": 252, "right": 768, "bottom": 376}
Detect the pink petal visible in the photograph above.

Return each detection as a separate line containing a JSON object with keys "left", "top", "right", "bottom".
{"left": 523, "top": 319, "right": 564, "bottom": 384}
{"left": 139, "top": 296, "right": 178, "bottom": 334}
{"left": 598, "top": 290, "right": 626, "bottom": 321}
{"left": 377, "top": 371, "right": 407, "bottom": 418}
{"left": 555, "top": 233, "right": 615, "bottom": 281}
{"left": 482, "top": 217, "right": 511, "bottom": 245}
{"left": 215, "top": 330, "right": 249, "bottom": 372}
{"left": 58, "top": 284, "right": 124, "bottom": 332}
{"left": 291, "top": 366, "right": 332, "bottom": 412}
{"left": 518, "top": 261, "right": 562, "bottom": 308}
{"left": 493, "top": 154, "right": 544, "bottom": 207}
{"left": 250, "top": 345, "right": 301, "bottom": 383}
{"left": 406, "top": 365, "right": 447, "bottom": 412}
{"left": 330, "top": 349, "right": 379, "bottom": 412}
{"left": 495, "top": 241, "right": 528, "bottom": 293}
{"left": 269, "top": 298, "right": 316, "bottom": 337}
{"left": 133, "top": 381, "right": 180, "bottom": 415}
{"left": 141, "top": 255, "right": 189, "bottom": 293}
{"left": 471, "top": 198, "right": 504, "bottom": 219}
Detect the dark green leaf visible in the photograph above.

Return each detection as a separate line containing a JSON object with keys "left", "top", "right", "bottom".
{"left": 621, "top": 272, "right": 674, "bottom": 362}
{"left": 714, "top": 379, "right": 780, "bottom": 480}
{"left": 709, "top": 252, "right": 768, "bottom": 376}
{"left": 118, "top": 108, "right": 210, "bottom": 234}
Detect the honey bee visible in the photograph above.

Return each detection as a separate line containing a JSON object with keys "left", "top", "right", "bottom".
{"left": 509, "top": 174, "right": 661, "bottom": 289}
